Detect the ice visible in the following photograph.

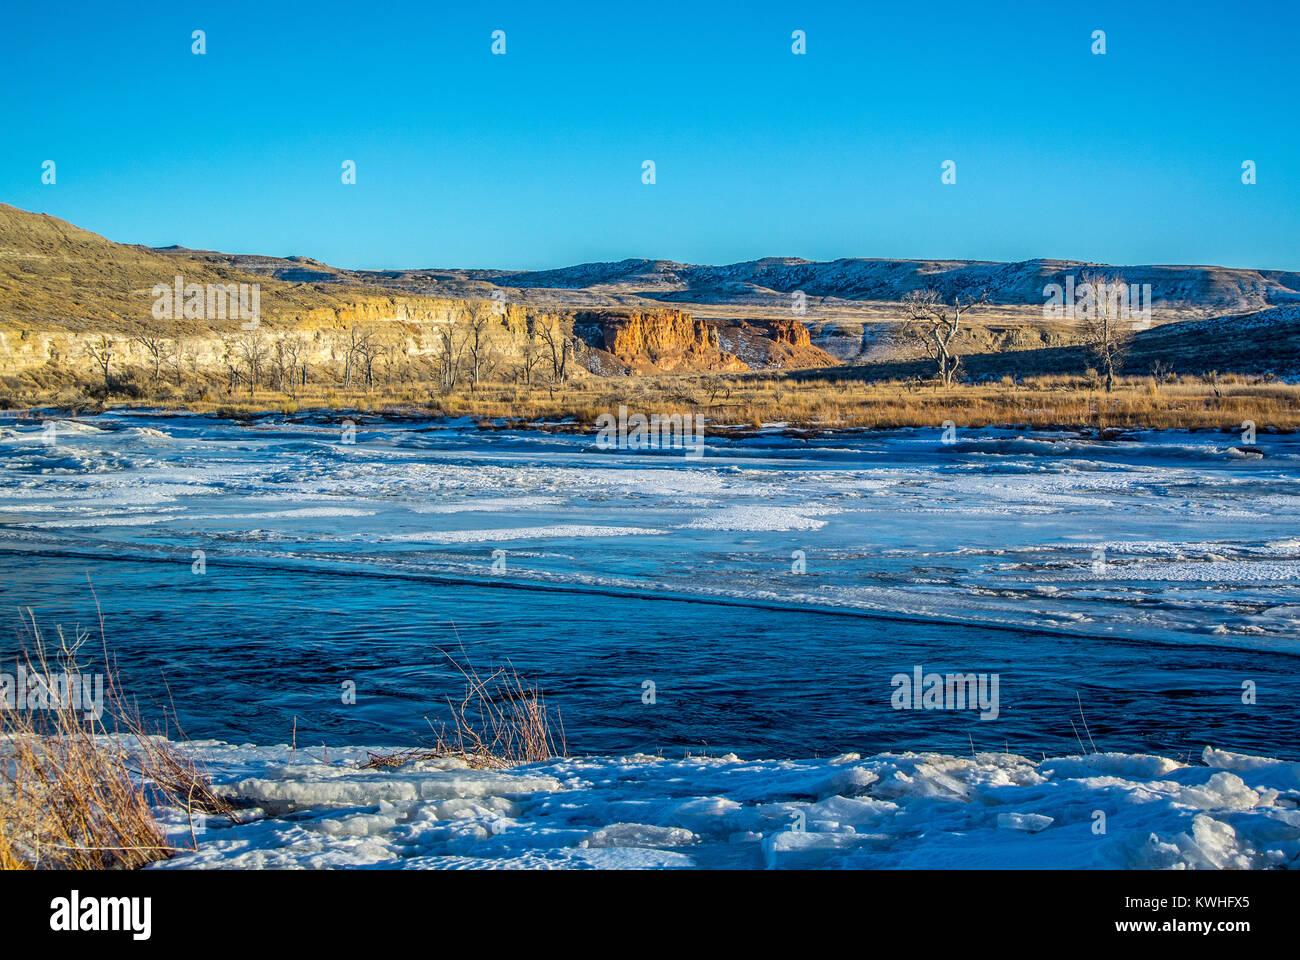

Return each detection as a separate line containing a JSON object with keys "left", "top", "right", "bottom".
{"left": 1201, "top": 746, "right": 1300, "bottom": 789}
{"left": 581, "top": 823, "right": 695, "bottom": 848}
{"left": 150, "top": 740, "right": 1300, "bottom": 870}
{"left": 997, "top": 812, "right": 1055, "bottom": 832}
{"left": 683, "top": 504, "right": 837, "bottom": 531}
{"left": 383, "top": 525, "right": 668, "bottom": 543}
{"left": 4, "top": 412, "right": 1300, "bottom": 649}
{"left": 216, "top": 763, "right": 563, "bottom": 817}
{"left": 1040, "top": 753, "right": 1185, "bottom": 780}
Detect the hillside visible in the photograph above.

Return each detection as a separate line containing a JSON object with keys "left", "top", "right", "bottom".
{"left": 157, "top": 231, "right": 1300, "bottom": 364}
{"left": 0, "top": 204, "right": 837, "bottom": 396}
{"left": 0, "top": 202, "right": 417, "bottom": 334}
{"left": 188, "top": 248, "right": 1300, "bottom": 319}
{"left": 3, "top": 201, "right": 1299, "bottom": 406}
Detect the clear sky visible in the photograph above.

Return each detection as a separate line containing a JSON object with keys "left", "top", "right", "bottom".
{"left": 2, "top": 0, "right": 1296, "bottom": 271}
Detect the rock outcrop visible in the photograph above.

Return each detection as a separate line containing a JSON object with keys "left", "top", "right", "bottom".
{"left": 714, "top": 318, "right": 837, "bottom": 370}
{"left": 575, "top": 309, "right": 748, "bottom": 373}
{"left": 0, "top": 203, "right": 842, "bottom": 393}
{"left": 764, "top": 316, "right": 812, "bottom": 348}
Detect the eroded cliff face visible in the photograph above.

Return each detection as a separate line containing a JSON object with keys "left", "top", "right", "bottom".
{"left": 0, "top": 203, "right": 839, "bottom": 391}
{"left": 0, "top": 295, "right": 478, "bottom": 378}
{"left": 577, "top": 309, "right": 748, "bottom": 373}
{"left": 764, "top": 317, "right": 812, "bottom": 348}
{"left": 713, "top": 317, "right": 837, "bottom": 370}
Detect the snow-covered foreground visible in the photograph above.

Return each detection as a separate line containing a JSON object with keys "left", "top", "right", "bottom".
{"left": 159, "top": 743, "right": 1300, "bottom": 869}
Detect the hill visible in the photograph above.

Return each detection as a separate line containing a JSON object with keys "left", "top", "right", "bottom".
{"left": 3, "top": 201, "right": 1299, "bottom": 407}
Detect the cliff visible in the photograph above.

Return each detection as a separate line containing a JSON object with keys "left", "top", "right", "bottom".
{"left": 764, "top": 316, "right": 812, "bottom": 347}
{"left": 0, "top": 204, "right": 834, "bottom": 396}
{"left": 578, "top": 309, "right": 748, "bottom": 373}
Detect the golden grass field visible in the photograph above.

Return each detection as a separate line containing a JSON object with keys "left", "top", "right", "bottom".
{"left": 22, "top": 370, "right": 1295, "bottom": 434}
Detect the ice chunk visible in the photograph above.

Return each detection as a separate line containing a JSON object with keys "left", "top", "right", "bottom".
{"left": 996, "top": 812, "right": 1054, "bottom": 833}
{"left": 581, "top": 823, "right": 695, "bottom": 848}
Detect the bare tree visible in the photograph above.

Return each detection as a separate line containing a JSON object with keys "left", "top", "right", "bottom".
{"left": 167, "top": 340, "right": 187, "bottom": 387}
{"left": 234, "top": 328, "right": 269, "bottom": 397}
{"left": 339, "top": 323, "right": 379, "bottom": 390}
{"left": 273, "top": 333, "right": 307, "bottom": 396}
{"left": 536, "top": 312, "right": 574, "bottom": 386}
{"left": 518, "top": 320, "right": 546, "bottom": 387}
{"left": 898, "top": 289, "right": 986, "bottom": 387}
{"left": 1079, "top": 270, "right": 1132, "bottom": 393}
{"left": 355, "top": 329, "right": 383, "bottom": 391}
{"left": 131, "top": 334, "right": 171, "bottom": 386}
{"left": 219, "top": 335, "right": 242, "bottom": 393}
{"left": 465, "top": 303, "right": 501, "bottom": 390}
{"left": 83, "top": 335, "right": 116, "bottom": 392}
{"left": 435, "top": 312, "right": 469, "bottom": 392}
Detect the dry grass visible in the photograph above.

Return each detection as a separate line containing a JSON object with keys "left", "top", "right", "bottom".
{"left": 6, "top": 324, "right": 1300, "bottom": 432}
{"left": 78, "top": 371, "right": 1298, "bottom": 434}
{"left": 362, "top": 642, "right": 565, "bottom": 771}
{"left": 0, "top": 607, "right": 224, "bottom": 869}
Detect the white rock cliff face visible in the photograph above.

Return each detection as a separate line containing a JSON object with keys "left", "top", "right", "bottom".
{"left": 0, "top": 297, "right": 474, "bottom": 378}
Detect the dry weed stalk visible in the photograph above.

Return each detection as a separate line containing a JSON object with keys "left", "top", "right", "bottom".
{"left": 0, "top": 604, "right": 225, "bottom": 869}
{"left": 362, "top": 642, "right": 565, "bottom": 771}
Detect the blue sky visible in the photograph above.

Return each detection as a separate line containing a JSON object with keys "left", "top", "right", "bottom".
{"left": 2, "top": 0, "right": 1296, "bottom": 271}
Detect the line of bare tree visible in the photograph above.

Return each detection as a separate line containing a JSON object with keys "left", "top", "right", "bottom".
{"left": 69, "top": 299, "right": 594, "bottom": 401}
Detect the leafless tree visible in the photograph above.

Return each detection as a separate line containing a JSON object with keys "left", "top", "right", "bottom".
{"left": 273, "top": 333, "right": 307, "bottom": 396}
{"left": 83, "top": 335, "right": 116, "bottom": 392}
{"left": 898, "top": 289, "right": 986, "bottom": 387}
{"left": 218, "top": 335, "right": 242, "bottom": 393}
{"left": 1079, "top": 270, "right": 1132, "bottom": 393}
{"left": 167, "top": 340, "right": 187, "bottom": 387}
{"left": 234, "top": 328, "right": 269, "bottom": 397}
{"left": 356, "top": 330, "right": 383, "bottom": 390}
{"left": 340, "top": 323, "right": 379, "bottom": 390}
{"left": 536, "top": 312, "right": 574, "bottom": 385}
{"left": 465, "top": 303, "right": 501, "bottom": 389}
{"left": 435, "top": 313, "right": 469, "bottom": 392}
{"left": 518, "top": 320, "right": 546, "bottom": 387}
{"left": 131, "top": 334, "right": 171, "bottom": 386}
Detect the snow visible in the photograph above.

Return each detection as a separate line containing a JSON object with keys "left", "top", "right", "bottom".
{"left": 382, "top": 525, "right": 668, "bottom": 543}
{"left": 682, "top": 504, "right": 837, "bottom": 531}
{"left": 155, "top": 742, "right": 1300, "bottom": 870}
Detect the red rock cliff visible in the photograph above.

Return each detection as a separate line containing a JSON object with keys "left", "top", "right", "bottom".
{"left": 578, "top": 309, "right": 748, "bottom": 373}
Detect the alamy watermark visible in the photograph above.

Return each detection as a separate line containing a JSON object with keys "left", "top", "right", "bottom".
{"left": 1, "top": 667, "right": 105, "bottom": 720}
{"left": 1042, "top": 275, "right": 1151, "bottom": 330}
{"left": 890, "top": 665, "right": 1000, "bottom": 720}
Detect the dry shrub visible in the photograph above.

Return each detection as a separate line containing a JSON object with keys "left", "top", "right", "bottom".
{"left": 0, "top": 608, "right": 223, "bottom": 869}
{"left": 363, "top": 643, "right": 565, "bottom": 771}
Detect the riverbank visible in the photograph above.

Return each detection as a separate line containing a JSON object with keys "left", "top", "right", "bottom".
{"left": 5, "top": 372, "right": 1300, "bottom": 434}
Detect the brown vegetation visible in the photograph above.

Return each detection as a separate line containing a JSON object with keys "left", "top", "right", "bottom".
{"left": 362, "top": 643, "right": 565, "bottom": 771}
{"left": 0, "top": 609, "right": 223, "bottom": 869}
{"left": 11, "top": 368, "right": 1290, "bottom": 434}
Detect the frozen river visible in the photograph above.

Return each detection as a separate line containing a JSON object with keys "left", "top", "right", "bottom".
{"left": 5, "top": 410, "right": 1299, "bottom": 868}
{"left": 1, "top": 410, "right": 1296, "bottom": 761}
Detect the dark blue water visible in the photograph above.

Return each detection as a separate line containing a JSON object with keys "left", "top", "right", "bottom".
{"left": 2, "top": 549, "right": 1294, "bottom": 761}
